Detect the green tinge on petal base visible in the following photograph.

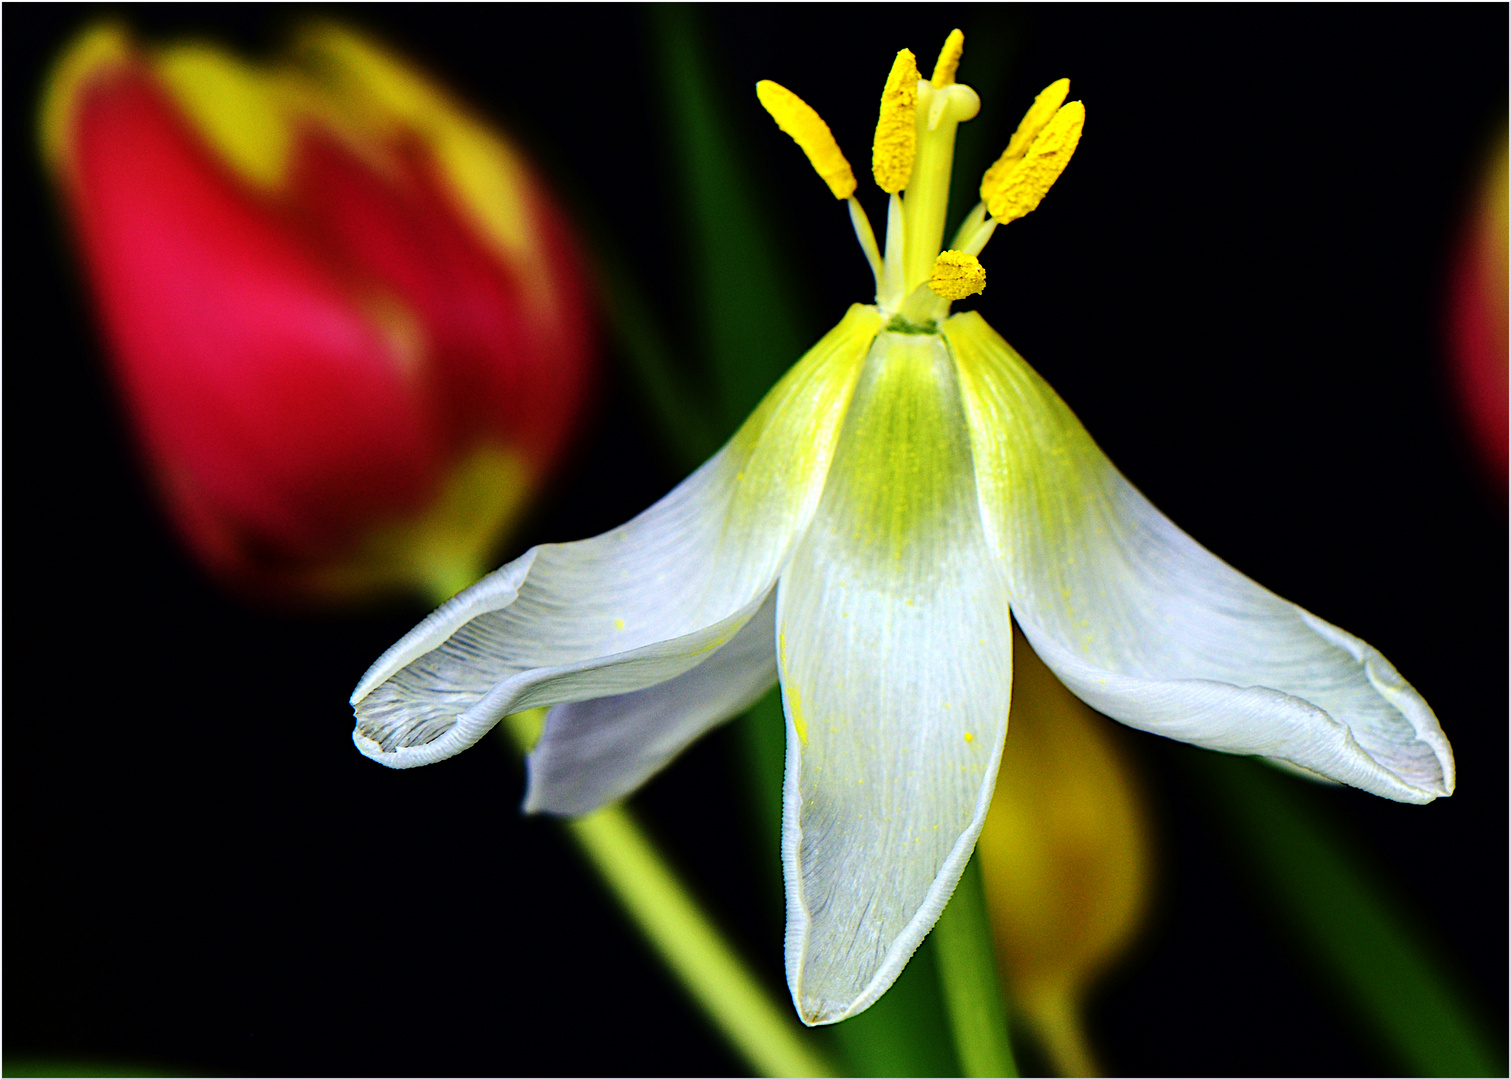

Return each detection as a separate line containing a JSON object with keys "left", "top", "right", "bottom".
{"left": 780, "top": 327, "right": 1014, "bottom": 1024}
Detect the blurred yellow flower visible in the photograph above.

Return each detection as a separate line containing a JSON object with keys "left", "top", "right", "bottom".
{"left": 977, "top": 626, "right": 1153, "bottom": 1076}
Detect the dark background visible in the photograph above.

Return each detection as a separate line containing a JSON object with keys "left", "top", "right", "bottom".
{"left": 5, "top": 4, "right": 1506, "bottom": 1076}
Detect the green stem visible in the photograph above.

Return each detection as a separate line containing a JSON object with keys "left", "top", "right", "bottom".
{"left": 931, "top": 856, "right": 1019, "bottom": 1078}
{"left": 648, "top": 3, "right": 808, "bottom": 429}
{"left": 1195, "top": 753, "right": 1504, "bottom": 1078}
{"left": 831, "top": 939, "right": 959, "bottom": 1077}
{"left": 500, "top": 711, "right": 833, "bottom": 1079}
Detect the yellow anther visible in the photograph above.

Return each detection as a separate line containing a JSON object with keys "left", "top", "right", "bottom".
{"left": 981, "top": 78, "right": 1070, "bottom": 193}
{"left": 929, "top": 249, "right": 986, "bottom": 300}
{"left": 982, "top": 99, "right": 1084, "bottom": 223}
{"left": 756, "top": 79, "right": 856, "bottom": 199}
{"left": 872, "top": 48, "right": 919, "bottom": 194}
{"left": 930, "top": 29, "right": 964, "bottom": 89}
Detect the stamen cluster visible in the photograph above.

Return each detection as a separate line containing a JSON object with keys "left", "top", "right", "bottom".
{"left": 756, "top": 30, "right": 1084, "bottom": 322}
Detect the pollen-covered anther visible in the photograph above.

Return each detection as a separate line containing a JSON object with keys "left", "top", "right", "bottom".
{"left": 982, "top": 99, "right": 1085, "bottom": 224}
{"left": 872, "top": 48, "right": 920, "bottom": 193}
{"left": 930, "top": 29, "right": 964, "bottom": 89}
{"left": 756, "top": 79, "right": 856, "bottom": 199}
{"left": 991, "top": 77, "right": 1075, "bottom": 177}
{"left": 929, "top": 250, "right": 986, "bottom": 300}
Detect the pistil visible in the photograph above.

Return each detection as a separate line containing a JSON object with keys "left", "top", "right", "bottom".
{"left": 900, "top": 81, "right": 979, "bottom": 294}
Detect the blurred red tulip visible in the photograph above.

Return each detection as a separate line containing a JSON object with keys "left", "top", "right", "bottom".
{"left": 40, "top": 23, "right": 596, "bottom": 603}
{"left": 1445, "top": 127, "right": 1508, "bottom": 496}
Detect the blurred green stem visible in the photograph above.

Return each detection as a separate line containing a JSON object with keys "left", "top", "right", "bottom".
{"left": 648, "top": 3, "right": 806, "bottom": 431}
{"left": 932, "top": 856, "right": 1019, "bottom": 1078}
{"left": 1196, "top": 754, "right": 1502, "bottom": 1078}
{"left": 499, "top": 710, "right": 833, "bottom": 1079}
{"left": 591, "top": 244, "right": 721, "bottom": 465}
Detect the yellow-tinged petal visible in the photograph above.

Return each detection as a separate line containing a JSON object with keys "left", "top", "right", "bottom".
{"left": 756, "top": 80, "right": 856, "bottom": 200}
{"left": 153, "top": 42, "right": 294, "bottom": 190}
{"left": 930, "top": 29, "right": 965, "bottom": 89}
{"left": 982, "top": 100, "right": 1084, "bottom": 223}
{"left": 929, "top": 250, "right": 986, "bottom": 300}
{"left": 872, "top": 48, "right": 919, "bottom": 193}
{"left": 38, "top": 22, "right": 133, "bottom": 177}
{"left": 780, "top": 328, "right": 1013, "bottom": 1024}
{"left": 353, "top": 305, "right": 884, "bottom": 771}
{"left": 944, "top": 311, "right": 1454, "bottom": 804}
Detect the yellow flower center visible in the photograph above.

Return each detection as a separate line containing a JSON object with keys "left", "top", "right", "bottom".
{"left": 757, "top": 31, "right": 1084, "bottom": 328}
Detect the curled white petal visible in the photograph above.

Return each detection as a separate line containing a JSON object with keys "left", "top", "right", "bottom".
{"left": 351, "top": 305, "right": 883, "bottom": 771}
{"left": 945, "top": 311, "right": 1453, "bottom": 803}
{"left": 525, "top": 590, "right": 778, "bottom": 816}
{"left": 778, "top": 329, "right": 1015, "bottom": 1025}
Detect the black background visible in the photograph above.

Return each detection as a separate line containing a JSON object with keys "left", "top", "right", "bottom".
{"left": 5, "top": 4, "right": 1507, "bottom": 1077}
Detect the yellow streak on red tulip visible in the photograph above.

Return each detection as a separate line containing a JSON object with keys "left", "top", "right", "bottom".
{"left": 289, "top": 23, "right": 547, "bottom": 310}
{"left": 308, "top": 444, "right": 533, "bottom": 603}
{"left": 38, "top": 22, "right": 133, "bottom": 179}
{"left": 153, "top": 43, "right": 295, "bottom": 190}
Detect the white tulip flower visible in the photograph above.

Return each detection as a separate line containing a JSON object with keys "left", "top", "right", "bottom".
{"left": 352, "top": 31, "right": 1454, "bottom": 1028}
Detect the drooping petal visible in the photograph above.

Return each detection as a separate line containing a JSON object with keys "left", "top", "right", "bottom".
{"left": 525, "top": 590, "right": 777, "bottom": 816}
{"left": 945, "top": 312, "right": 1454, "bottom": 803}
{"left": 778, "top": 329, "right": 1015, "bottom": 1025}
{"left": 352, "top": 305, "right": 883, "bottom": 769}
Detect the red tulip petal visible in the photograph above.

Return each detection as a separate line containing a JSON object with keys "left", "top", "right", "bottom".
{"left": 65, "top": 67, "right": 446, "bottom": 573}
{"left": 290, "top": 126, "right": 594, "bottom": 473}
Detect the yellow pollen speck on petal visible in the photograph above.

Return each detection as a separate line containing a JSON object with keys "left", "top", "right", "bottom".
{"left": 930, "top": 29, "right": 964, "bottom": 88}
{"left": 872, "top": 48, "right": 919, "bottom": 193}
{"left": 614, "top": 617, "right": 625, "bottom": 631}
{"left": 929, "top": 249, "right": 986, "bottom": 299}
{"left": 756, "top": 80, "right": 856, "bottom": 199}
{"left": 964, "top": 731, "right": 975, "bottom": 743}
{"left": 982, "top": 99, "right": 1084, "bottom": 223}
{"left": 779, "top": 629, "right": 808, "bottom": 744}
